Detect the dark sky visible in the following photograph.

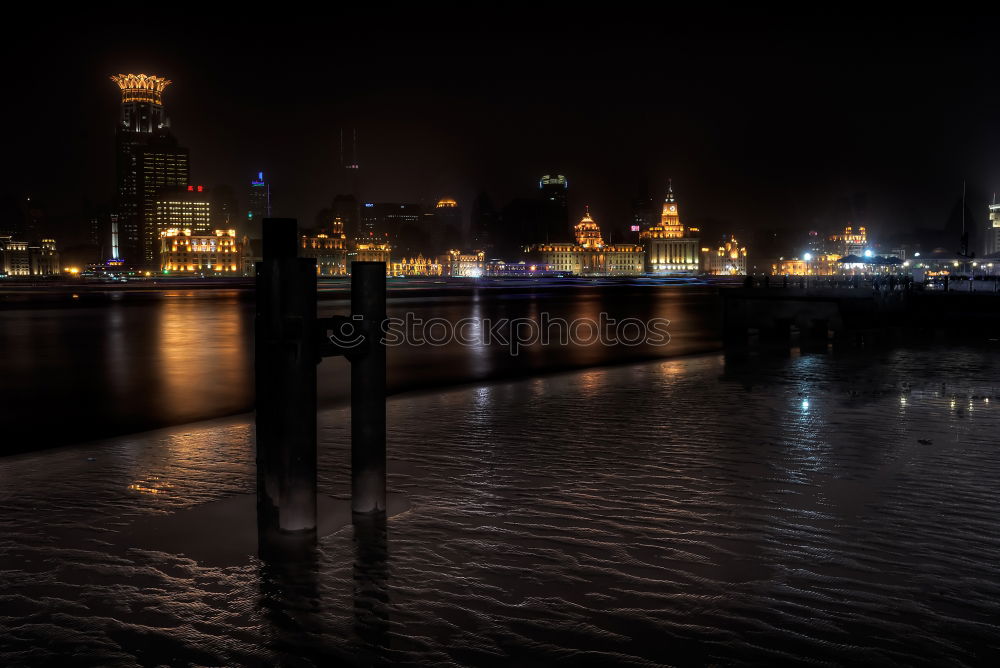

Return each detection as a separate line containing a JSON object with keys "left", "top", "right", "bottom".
{"left": 5, "top": 14, "right": 1000, "bottom": 247}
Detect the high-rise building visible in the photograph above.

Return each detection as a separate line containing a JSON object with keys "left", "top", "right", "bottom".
{"left": 247, "top": 172, "right": 271, "bottom": 239}
{"left": 112, "top": 74, "right": 190, "bottom": 269}
{"left": 211, "top": 185, "right": 238, "bottom": 233}
{"left": 641, "top": 181, "right": 700, "bottom": 273}
{"left": 360, "top": 202, "right": 423, "bottom": 242}
{"left": 428, "top": 198, "right": 463, "bottom": 253}
{"left": 539, "top": 174, "right": 569, "bottom": 242}
{"left": 469, "top": 192, "right": 497, "bottom": 252}
{"left": 631, "top": 181, "right": 658, "bottom": 241}
{"left": 153, "top": 185, "right": 212, "bottom": 241}
{"left": 326, "top": 128, "right": 362, "bottom": 239}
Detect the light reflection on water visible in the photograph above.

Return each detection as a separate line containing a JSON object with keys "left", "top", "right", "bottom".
{"left": 1, "top": 346, "right": 999, "bottom": 664}
{"left": 0, "top": 285, "right": 721, "bottom": 453}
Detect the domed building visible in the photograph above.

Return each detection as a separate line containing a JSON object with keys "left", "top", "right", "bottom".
{"left": 526, "top": 206, "right": 644, "bottom": 276}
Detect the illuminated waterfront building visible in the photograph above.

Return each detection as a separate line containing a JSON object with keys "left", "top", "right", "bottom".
{"left": 641, "top": 181, "right": 700, "bottom": 273}
{"left": 247, "top": 172, "right": 271, "bottom": 239}
{"left": 392, "top": 255, "right": 444, "bottom": 276}
{"left": 348, "top": 235, "right": 392, "bottom": 274}
{"left": 300, "top": 217, "right": 348, "bottom": 276}
{"left": 29, "top": 239, "right": 60, "bottom": 276}
{"left": 829, "top": 225, "right": 868, "bottom": 257}
{"left": 526, "top": 207, "right": 644, "bottom": 276}
{"left": 0, "top": 237, "right": 59, "bottom": 277}
{"left": 443, "top": 249, "right": 487, "bottom": 277}
{"left": 112, "top": 74, "right": 190, "bottom": 269}
{"left": 0, "top": 237, "right": 29, "bottom": 276}
{"left": 701, "top": 236, "right": 748, "bottom": 275}
{"left": 771, "top": 253, "right": 842, "bottom": 276}
{"left": 159, "top": 229, "right": 243, "bottom": 275}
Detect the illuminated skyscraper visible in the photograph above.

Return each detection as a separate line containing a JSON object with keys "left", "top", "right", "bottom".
{"left": 112, "top": 74, "right": 190, "bottom": 268}
{"left": 153, "top": 185, "right": 212, "bottom": 239}
{"left": 247, "top": 172, "right": 271, "bottom": 239}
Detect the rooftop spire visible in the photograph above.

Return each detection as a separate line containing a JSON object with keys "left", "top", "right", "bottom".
{"left": 666, "top": 178, "right": 675, "bottom": 203}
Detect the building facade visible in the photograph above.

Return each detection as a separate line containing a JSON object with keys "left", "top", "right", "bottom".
{"left": 159, "top": 229, "right": 243, "bottom": 274}
{"left": 0, "top": 237, "right": 59, "bottom": 277}
{"left": 300, "top": 217, "right": 348, "bottom": 276}
{"left": 348, "top": 237, "right": 391, "bottom": 274}
{"left": 153, "top": 185, "right": 211, "bottom": 242}
{"left": 641, "top": 182, "right": 700, "bottom": 273}
{"left": 0, "top": 238, "right": 30, "bottom": 276}
{"left": 29, "top": 239, "right": 60, "bottom": 276}
{"left": 392, "top": 255, "right": 444, "bottom": 276}
{"left": 701, "top": 236, "right": 748, "bottom": 275}
{"left": 829, "top": 225, "right": 868, "bottom": 257}
{"left": 443, "top": 250, "right": 486, "bottom": 277}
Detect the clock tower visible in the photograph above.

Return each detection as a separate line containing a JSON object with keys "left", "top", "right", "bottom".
{"left": 659, "top": 179, "right": 684, "bottom": 237}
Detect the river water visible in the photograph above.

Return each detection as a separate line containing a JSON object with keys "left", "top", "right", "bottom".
{"left": 1, "top": 345, "right": 999, "bottom": 665}
{"left": 0, "top": 279, "right": 720, "bottom": 454}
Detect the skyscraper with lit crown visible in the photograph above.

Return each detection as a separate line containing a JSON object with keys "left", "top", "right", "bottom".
{"left": 112, "top": 74, "right": 190, "bottom": 269}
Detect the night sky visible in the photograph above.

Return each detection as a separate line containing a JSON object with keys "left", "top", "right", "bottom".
{"left": 6, "top": 15, "right": 1000, "bottom": 248}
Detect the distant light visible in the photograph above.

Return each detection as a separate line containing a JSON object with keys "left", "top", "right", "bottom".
{"left": 630, "top": 225, "right": 641, "bottom": 232}
{"left": 914, "top": 252, "right": 921, "bottom": 257}
{"left": 803, "top": 252, "right": 813, "bottom": 261}
{"left": 801, "top": 399, "right": 810, "bottom": 410}
{"left": 864, "top": 249, "right": 874, "bottom": 258}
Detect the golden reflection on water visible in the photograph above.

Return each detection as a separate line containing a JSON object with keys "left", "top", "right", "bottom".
{"left": 155, "top": 292, "right": 248, "bottom": 423}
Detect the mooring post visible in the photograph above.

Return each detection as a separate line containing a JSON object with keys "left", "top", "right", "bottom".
{"left": 255, "top": 218, "right": 318, "bottom": 538}
{"left": 351, "top": 262, "right": 387, "bottom": 515}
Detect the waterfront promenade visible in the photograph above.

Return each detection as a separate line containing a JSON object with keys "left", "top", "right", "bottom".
{"left": 2, "top": 347, "right": 999, "bottom": 665}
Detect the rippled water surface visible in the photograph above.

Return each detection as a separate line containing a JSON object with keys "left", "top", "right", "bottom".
{"left": 2, "top": 347, "right": 1000, "bottom": 665}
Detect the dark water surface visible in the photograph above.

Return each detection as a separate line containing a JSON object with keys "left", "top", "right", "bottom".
{"left": 1, "top": 346, "right": 999, "bottom": 665}
{"left": 0, "top": 279, "right": 721, "bottom": 454}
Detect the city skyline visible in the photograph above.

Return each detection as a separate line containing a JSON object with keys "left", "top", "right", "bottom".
{"left": 6, "top": 16, "right": 1000, "bottom": 251}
